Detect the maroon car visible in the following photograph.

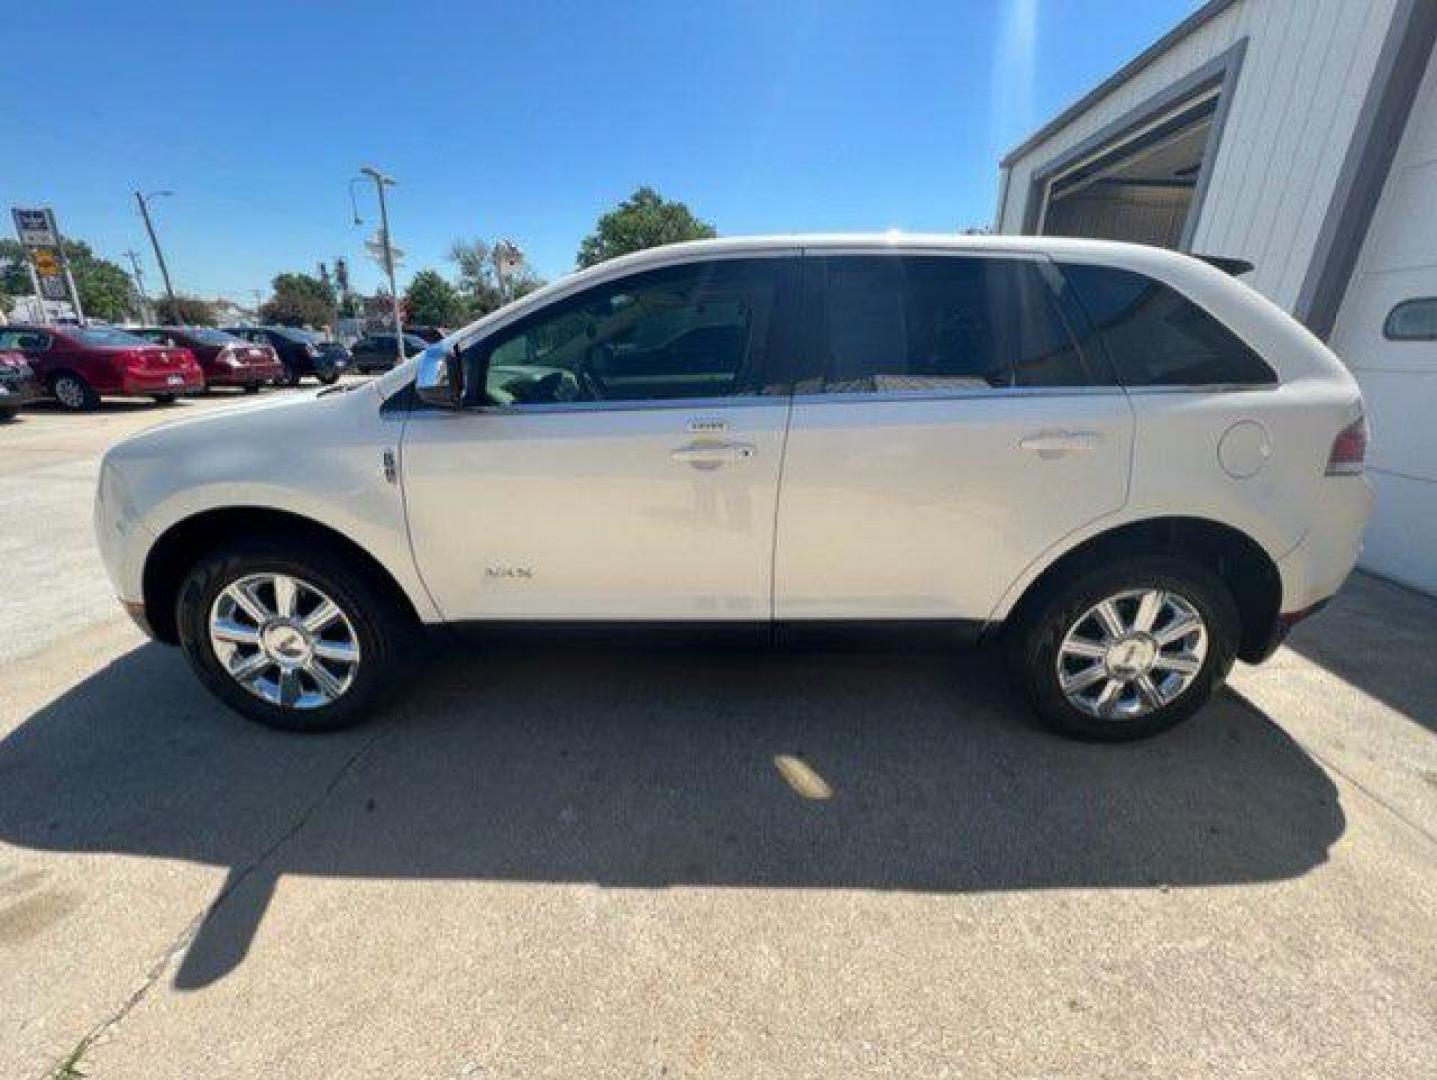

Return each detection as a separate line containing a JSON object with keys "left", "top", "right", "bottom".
{"left": 132, "top": 326, "right": 284, "bottom": 392}
{"left": 0, "top": 324, "right": 204, "bottom": 410}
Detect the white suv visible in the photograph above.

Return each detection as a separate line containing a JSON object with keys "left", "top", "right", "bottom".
{"left": 95, "top": 235, "right": 1372, "bottom": 740}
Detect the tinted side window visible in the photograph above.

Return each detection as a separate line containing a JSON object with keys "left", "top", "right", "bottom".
{"left": 481, "top": 258, "right": 788, "bottom": 405}
{"left": 809, "top": 256, "right": 1092, "bottom": 393}
{"left": 1059, "top": 263, "right": 1276, "bottom": 386}
{"left": 0, "top": 330, "right": 50, "bottom": 350}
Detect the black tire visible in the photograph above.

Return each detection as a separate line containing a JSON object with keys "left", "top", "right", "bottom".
{"left": 243, "top": 382, "right": 261, "bottom": 394}
{"left": 282, "top": 365, "right": 301, "bottom": 387}
{"left": 176, "top": 539, "right": 414, "bottom": 732}
{"left": 1006, "top": 555, "right": 1240, "bottom": 742}
{"left": 152, "top": 393, "right": 178, "bottom": 405}
{"left": 49, "top": 371, "right": 99, "bottom": 411}
{"left": 0, "top": 407, "right": 17, "bottom": 422}
{"left": 318, "top": 370, "right": 340, "bottom": 385}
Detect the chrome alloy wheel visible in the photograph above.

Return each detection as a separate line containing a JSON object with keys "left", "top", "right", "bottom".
{"left": 1056, "top": 588, "right": 1209, "bottom": 721}
{"left": 208, "top": 573, "right": 361, "bottom": 709}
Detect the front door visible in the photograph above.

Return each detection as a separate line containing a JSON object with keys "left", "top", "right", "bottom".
{"left": 401, "top": 255, "right": 799, "bottom": 621}
{"left": 774, "top": 253, "right": 1134, "bottom": 622}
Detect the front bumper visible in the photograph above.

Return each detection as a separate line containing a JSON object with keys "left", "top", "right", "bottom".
{"left": 121, "top": 368, "right": 205, "bottom": 395}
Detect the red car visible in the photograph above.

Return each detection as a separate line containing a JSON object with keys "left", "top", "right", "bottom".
{"left": 1, "top": 324, "right": 204, "bottom": 410}
{"left": 131, "top": 326, "right": 285, "bottom": 392}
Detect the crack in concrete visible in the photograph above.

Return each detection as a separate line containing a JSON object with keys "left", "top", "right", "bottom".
{"left": 40, "top": 722, "right": 394, "bottom": 1080}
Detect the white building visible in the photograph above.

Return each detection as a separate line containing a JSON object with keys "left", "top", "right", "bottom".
{"left": 996, "top": 0, "right": 1437, "bottom": 595}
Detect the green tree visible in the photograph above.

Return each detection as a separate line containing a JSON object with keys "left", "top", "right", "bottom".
{"left": 0, "top": 238, "right": 137, "bottom": 322}
{"left": 404, "top": 269, "right": 464, "bottom": 327}
{"left": 447, "top": 238, "right": 544, "bottom": 321}
{"left": 260, "top": 272, "right": 335, "bottom": 328}
{"left": 576, "top": 187, "right": 716, "bottom": 269}
{"left": 153, "top": 295, "right": 218, "bottom": 326}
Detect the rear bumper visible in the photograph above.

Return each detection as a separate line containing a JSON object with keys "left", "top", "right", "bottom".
{"left": 204, "top": 361, "right": 285, "bottom": 385}
{"left": 1277, "top": 477, "right": 1374, "bottom": 614}
{"left": 120, "top": 369, "right": 205, "bottom": 395}
{"left": 0, "top": 377, "right": 41, "bottom": 408}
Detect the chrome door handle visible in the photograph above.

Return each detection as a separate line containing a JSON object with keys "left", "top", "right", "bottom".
{"left": 671, "top": 442, "right": 756, "bottom": 466}
{"left": 1019, "top": 430, "right": 1102, "bottom": 453}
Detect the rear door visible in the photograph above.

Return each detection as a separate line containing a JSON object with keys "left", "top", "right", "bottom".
{"left": 773, "top": 251, "right": 1134, "bottom": 622}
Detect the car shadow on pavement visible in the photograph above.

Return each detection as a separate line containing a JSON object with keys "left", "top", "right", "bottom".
{"left": 1283, "top": 571, "right": 1437, "bottom": 736}
{"left": 0, "top": 638, "right": 1343, "bottom": 989}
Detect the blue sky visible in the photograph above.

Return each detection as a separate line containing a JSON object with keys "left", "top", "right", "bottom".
{"left": 1, "top": 0, "right": 1198, "bottom": 303}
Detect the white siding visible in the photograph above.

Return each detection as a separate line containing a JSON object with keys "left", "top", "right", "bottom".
{"left": 997, "top": 0, "right": 1399, "bottom": 311}
{"left": 1329, "top": 44, "right": 1437, "bottom": 593}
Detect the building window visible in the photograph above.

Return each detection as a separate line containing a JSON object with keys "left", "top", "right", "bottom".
{"left": 1383, "top": 298, "right": 1437, "bottom": 341}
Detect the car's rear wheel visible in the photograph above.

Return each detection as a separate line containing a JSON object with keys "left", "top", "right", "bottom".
{"left": 243, "top": 382, "right": 261, "bottom": 394}
{"left": 151, "top": 393, "right": 178, "bottom": 405}
{"left": 1008, "top": 555, "right": 1239, "bottom": 741}
{"left": 176, "top": 541, "right": 412, "bottom": 732}
{"left": 318, "top": 370, "right": 340, "bottom": 385}
{"left": 50, "top": 371, "right": 99, "bottom": 411}
{"left": 0, "top": 407, "right": 16, "bottom": 421}
{"left": 281, "top": 365, "right": 301, "bottom": 387}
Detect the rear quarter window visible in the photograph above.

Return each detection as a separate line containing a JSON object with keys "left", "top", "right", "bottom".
{"left": 1058, "top": 263, "right": 1276, "bottom": 387}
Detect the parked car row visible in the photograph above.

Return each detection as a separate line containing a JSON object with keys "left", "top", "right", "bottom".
{"left": 0, "top": 324, "right": 354, "bottom": 414}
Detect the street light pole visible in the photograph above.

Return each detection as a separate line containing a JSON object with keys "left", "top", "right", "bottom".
{"left": 122, "top": 249, "right": 151, "bottom": 323}
{"left": 359, "top": 165, "right": 404, "bottom": 365}
{"left": 135, "top": 191, "right": 178, "bottom": 321}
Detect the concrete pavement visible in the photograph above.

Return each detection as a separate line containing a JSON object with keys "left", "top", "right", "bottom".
{"left": 1, "top": 395, "right": 1434, "bottom": 1078}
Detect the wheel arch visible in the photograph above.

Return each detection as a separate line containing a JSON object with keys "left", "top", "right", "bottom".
{"left": 1002, "top": 516, "right": 1283, "bottom": 663}
{"left": 142, "top": 506, "right": 422, "bottom": 645}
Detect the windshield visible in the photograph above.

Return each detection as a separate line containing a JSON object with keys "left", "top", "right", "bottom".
{"left": 71, "top": 327, "right": 150, "bottom": 348}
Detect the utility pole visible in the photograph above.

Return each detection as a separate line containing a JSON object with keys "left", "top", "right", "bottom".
{"left": 122, "top": 249, "right": 152, "bottom": 323}
{"left": 135, "top": 191, "right": 178, "bottom": 321}
{"left": 359, "top": 165, "right": 404, "bottom": 365}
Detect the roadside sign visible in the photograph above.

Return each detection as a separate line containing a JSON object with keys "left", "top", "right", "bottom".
{"left": 12, "top": 208, "right": 57, "bottom": 247}
{"left": 11, "top": 207, "right": 83, "bottom": 318}
{"left": 31, "top": 248, "right": 61, "bottom": 277}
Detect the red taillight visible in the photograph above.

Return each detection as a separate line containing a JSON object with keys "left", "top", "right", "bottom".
{"left": 1326, "top": 414, "right": 1368, "bottom": 476}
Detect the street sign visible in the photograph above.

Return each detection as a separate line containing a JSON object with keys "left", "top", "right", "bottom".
{"left": 12, "top": 208, "right": 57, "bottom": 247}
{"left": 31, "top": 248, "right": 61, "bottom": 277}
{"left": 364, "top": 229, "right": 404, "bottom": 266}
{"left": 11, "top": 207, "right": 83, "bottom": 317}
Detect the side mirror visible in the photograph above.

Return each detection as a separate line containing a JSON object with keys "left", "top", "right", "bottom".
{"left": 415, "top": 343, "right": 467, "bottom": 408}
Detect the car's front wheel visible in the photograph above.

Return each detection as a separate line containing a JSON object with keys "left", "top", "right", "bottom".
{"left": 176, "top": 541, "right": 411, "bottom": 732}
{"left": 1009, "top": 556, "right": 1239, "bottom": 741}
